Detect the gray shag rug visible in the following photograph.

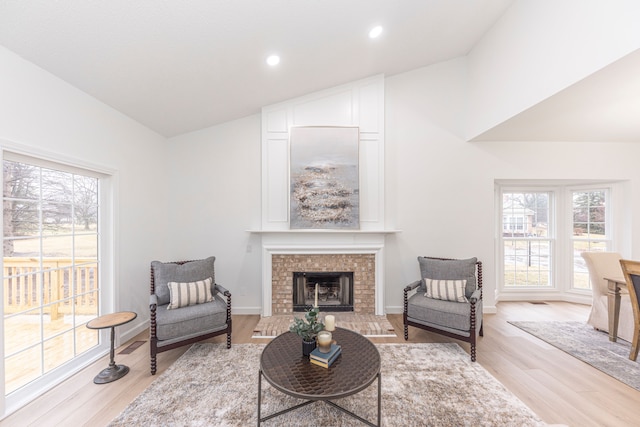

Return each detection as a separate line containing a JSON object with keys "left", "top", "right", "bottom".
{"left": 509, "top": 320, "right": 640, "bottom": 391}
{"left": 109, "top": 342, "right": 545, "bottom": 426}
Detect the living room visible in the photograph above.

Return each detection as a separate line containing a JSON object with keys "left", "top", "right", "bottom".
{"left": 2, "top": 1, "right": 640, "bottom": 425}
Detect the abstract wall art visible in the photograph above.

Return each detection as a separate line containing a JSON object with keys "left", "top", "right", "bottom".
{"left": 289, "top": 126, "right": 359, "bottom": 229}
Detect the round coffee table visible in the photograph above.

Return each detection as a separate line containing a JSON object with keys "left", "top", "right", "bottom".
{"left": 86, "top": 311, "right": 137, "bottom": 384}
{"left": 258, "top": 327, "right": 381, "bottom": 426}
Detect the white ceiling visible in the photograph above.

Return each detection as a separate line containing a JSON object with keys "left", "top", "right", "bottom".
{"left": 2, "top": 1, "right": 639, "bottom": 142}
{"left": 473, "top": 48, "right": 640, "bottom": 143}
{"left": 0, "top": 0, "right": 513, "bottom": 137}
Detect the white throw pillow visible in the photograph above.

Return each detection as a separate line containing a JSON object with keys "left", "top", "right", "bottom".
{"left": 167, "top": 277, "right": 214, "bottom": 309}
{"left": 424, "top": 278, "right": 468, "bottom": 303}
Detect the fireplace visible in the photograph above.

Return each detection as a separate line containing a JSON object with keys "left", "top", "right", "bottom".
{"left": 292, "top": 271, "right": 354, "bottom": 312}
{"left": 257, "top": 231, "right": 391, "bottom": 316}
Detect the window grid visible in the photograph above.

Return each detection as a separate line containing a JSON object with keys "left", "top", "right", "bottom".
{"left": 3, "top": 159, "right": 100, "bottom": 395}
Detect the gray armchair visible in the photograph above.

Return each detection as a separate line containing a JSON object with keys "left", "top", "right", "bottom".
{"left": 404, "top": 256, "right": 483, "bottom": 361}
{"left": 149, "top": 256, "right": 231, "bottom": 375}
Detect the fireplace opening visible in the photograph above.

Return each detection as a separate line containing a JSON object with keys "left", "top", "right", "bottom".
{"left": 292, "top": 271, "right": 354, "bottom": 312}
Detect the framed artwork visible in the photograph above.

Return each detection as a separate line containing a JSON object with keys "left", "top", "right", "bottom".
{"left": 289, "top": 126, "right": 359, "bottom": 229}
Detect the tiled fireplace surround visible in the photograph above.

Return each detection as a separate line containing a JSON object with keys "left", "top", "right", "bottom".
{"left": 271, "top": 253, "right": 375, "bottom": 315}
{"left": 259, "top": 233, "right": 387, "bottom": 317}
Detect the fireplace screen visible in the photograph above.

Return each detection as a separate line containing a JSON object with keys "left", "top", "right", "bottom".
{"left": 292, "top": 271, "right": 354, "bottom": 312}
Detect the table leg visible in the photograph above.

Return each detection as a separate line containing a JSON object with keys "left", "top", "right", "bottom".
{"left": 93, "top": 326, "right": 130, "bottom": 384}
{"left": 257, "top": 369, "right": 262, "bottom": 426}
{"left": 377, "top": 372, "right": 381, "bottom": 426}
{"left": 607, "top": 279, "right": 622, "bottom": 342}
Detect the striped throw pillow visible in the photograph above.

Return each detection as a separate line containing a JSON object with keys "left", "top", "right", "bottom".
{"left": 424, "top": 278, "right": 468, "bottom": 302}
{"left": 167, "top": 277, "right": 214, "bottom": 309}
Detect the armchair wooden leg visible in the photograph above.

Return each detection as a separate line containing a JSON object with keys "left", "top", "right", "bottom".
{"left": 151, "top": 354, "right": 157, "bottom": 375}
{"left": 404, "top": 325, "right": 408, "bottom": 341}
{"left": 226, "top": 332, "right": 231, "bottom": 349}
{"left": 471, "top": 344, "right": 477, "bottom": 362}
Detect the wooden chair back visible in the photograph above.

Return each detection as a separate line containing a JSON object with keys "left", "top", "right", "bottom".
{"left": 619, "top": 259, "right": 640, "bottom": 360}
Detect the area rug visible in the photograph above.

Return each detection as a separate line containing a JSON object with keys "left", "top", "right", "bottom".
{"left": 109, "top": 343, "right": 545, "bottom": 426}
{"left": 509, "top": 320, "right": 640, "bottom": 391}
{"left": 252, "top": 313, "right": 396, "bottom": 338}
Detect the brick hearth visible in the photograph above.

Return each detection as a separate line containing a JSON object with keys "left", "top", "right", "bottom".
{"left": 271, "top": 254, "right": 375, "bottom": 315}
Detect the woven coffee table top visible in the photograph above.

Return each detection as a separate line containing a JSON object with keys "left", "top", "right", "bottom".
{"left": 260, "top": 327, "right": 380, "bottom": 400}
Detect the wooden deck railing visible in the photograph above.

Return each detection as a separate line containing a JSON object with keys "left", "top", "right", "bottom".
{"left": 3, "top": 257, "right": 98, "bottom": 320}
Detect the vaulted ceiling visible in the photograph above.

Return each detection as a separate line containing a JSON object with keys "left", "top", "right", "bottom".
{"left": 1, "top": 1, "right": 639, "bottom": 142}
{"left": 0, "top": 0, "right": 513, "bottom": 137}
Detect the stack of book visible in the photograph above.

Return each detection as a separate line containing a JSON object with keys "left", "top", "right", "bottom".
{"left": 309, "top": 343, "right": 341, "bottom": 368}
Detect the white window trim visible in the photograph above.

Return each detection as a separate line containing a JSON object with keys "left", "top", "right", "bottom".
{"left": 495, "top": 179, "right": 628, "bottom": 305}
{"left": 0, "top": 142, "right": 117, "bottom": 418}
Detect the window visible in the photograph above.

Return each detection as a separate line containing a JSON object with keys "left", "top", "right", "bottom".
{"left": 571, "top": 189, "right": 610, "bottom": 290}
{"left": 2, "top": 153, "right": 109, "bottom": 408}
{"left": 502, "top": 192, "right": 552, "bottom": 288}
{"left": 498, "top": 182, "right": 615, "bottom": 299}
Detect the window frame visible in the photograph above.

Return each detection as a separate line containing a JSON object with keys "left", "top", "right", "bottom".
{"left": 499, "top": 188, "right": 555, "bottom": 291}
{"left": 1, "top": 147, "right": 115, "bottom": 417}
{"left": 496, "top": 180, "right": 624, "bottom": 303}
{"left": 567, "top": 185, "right": 613, "bottom": 293}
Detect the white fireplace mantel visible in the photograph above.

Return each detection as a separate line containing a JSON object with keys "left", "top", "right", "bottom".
{"left": 252, "top": 230, "right": 399, "bottom": 317}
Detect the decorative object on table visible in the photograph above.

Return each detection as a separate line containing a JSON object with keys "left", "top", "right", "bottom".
{"left": 404, "top": 256, "right": 483, "bottom": 361}
{"left": 259, "top": 327, "right": 378, "bottom": 425}
{"left": 324, "top": 314, "right": 336, "bottom": 331}
{"left": 289, "top": 126, "right": 360, "bottom": 230}
{"left": 310, "top": 343, "right": 342, "bottom": 368}
{"left": 86, "top": 311, "right": 137, "bottom": 384}
{"left": 316, "top": 330, "right": 332, "bottom": 353}
{"left": 289, "top": 306, "right": 324, "bottom": 356}
{"left": 149, "top": 257, "right": 232, "bottom": 375}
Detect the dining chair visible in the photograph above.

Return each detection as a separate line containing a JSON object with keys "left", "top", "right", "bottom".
{"left": 619, "top": 259, "right": 640, "bottom": 361}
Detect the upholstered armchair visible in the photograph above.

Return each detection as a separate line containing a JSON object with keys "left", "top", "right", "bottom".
{"left": 581, "top": 252, "right": 634, "bottom": 342}
{"left": 404, "top": 256, "right": 483, "bottom": 361}
{"left": 149, "top": 256, "right": 231, "bottom": 375}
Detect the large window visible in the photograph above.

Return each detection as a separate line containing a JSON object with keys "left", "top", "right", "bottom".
{"left": 502, "top": 192, "right": 552, "bottom": 288}
{"left": 498, "top": 183, "right": 613, "bottom": 298}
{"left": 2, "top": 154, "right": 106, "bottom": 403}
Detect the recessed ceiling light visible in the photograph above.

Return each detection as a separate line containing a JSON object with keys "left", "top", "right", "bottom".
{"left": 369, "top": 26, "right": 383, "bottom": 39}
{"left": 266, "top": 55, "right": 280, "bottom": 66}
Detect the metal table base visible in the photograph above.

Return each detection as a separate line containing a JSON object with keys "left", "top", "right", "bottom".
{"left": 257, "top": 368, "right": 382, "bottom": 426}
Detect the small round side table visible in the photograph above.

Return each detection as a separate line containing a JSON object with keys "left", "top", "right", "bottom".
{"left": 86, "top": 311, "right": 137, "bottom": 384}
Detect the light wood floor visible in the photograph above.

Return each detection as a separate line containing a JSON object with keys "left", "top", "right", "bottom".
{"left": 3, "top": 301, "right": 640, "bottom": 427}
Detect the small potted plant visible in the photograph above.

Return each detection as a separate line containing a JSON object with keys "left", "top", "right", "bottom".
{"left": 289, "top": 306, "right": 325, "bottom": 357}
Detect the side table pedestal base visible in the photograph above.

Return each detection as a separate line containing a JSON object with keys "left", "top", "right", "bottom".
{"left": 93, "top": 364, "right": 130, "bottom": 384}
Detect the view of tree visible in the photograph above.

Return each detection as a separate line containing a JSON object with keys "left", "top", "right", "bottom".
{"left": 573, "top": 191, "right": 606, "bottom": 235}
{"left": 2, "top": 160, "right": 98, "bottom": 256}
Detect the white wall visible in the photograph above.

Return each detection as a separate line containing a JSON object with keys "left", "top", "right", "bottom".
{"left": 6, "top": 1, "right": 640, "bottom": 319}
{"left": 261, "top": 75, "right": 385, "bottom": 231}
{"left": 164, "top": 55, "right": 640, "bottom": 315}
{"left": 385, "top": 58, "right": 497, "bottom": 311}
{"left": 0, "top": 45, "right": 169, "bottom": 339}
{"left": 166, "top": 115, "right": 263, "bottom": 313}
{"left": 467, "top": 0, "right": 640, "bottom": 139}
{"left": 384, "top": 56, "right": 640, "bottom": 312}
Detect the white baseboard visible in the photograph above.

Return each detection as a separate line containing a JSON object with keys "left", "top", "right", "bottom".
{"left": 232, "top": 306, "right": 262, "bottom": 315}
{"left": 119, "top": 321, "right": 148, "bottom": 345}
{"left": 496, "top": 293, "right": 591, "bottom": 305}
{"left": 384, "top": 305, "right": 497, "bottom": 315}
